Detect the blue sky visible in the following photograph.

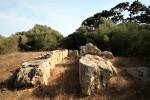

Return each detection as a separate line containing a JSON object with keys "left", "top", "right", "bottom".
{"left": 0, "top": 0, "right": 149, "bottom": 36}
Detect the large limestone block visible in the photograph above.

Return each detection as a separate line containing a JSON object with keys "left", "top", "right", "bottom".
{"left": 80, "top": 43, "right": 101, "bottom": 56}
{"left": 15, "top": 59, "right": 51, "bottom": 87}
{"left": 79, "top": 54, "right": 116, "bottom": 95}
{"left": 12, "top": 49, "right": 69, "bottom": 88}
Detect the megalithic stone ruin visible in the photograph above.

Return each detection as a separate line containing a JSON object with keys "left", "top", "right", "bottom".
{"left": 9, "top": 43, "right": 119, "bottom": 95}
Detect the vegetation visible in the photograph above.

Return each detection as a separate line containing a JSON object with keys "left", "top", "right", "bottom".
{"left": 60, "top": 1, "right": 150, "bottom": 58}
{"left": 0, "top": 24, "right": 63, "bottom": 54}
{"left": 0, "top": 35, "right": 19, "bottom": 54}
{"left": 17, "top": 24, "right": 63, "bottom": 51}
{"left": 0, "top": 1, "right": 149, "bottom": 58}
{"left": 82, "top": 1, "right": 150, "bottom": 27}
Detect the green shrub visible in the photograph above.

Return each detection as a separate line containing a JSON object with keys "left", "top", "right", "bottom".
{"left": 110, "top": 23, "right": 137, "bottom": 55}
{"left": 59, "top": 32, "right": 86, "bottom": 50}
{"left": 24, "top": 24, "right": 63, "bottom": 51}
{"left": 60, "top": 17, "right": 150, "bottom": 58}
{"left": 138, "top": 29, "right": 150, "bottom": 56}
{"left": 0, "top": 24, "right": 63, "bottom": 54}
{"left": 0, "top": 35, "right": 19, "bottom": 54}
{"left": 14, "top": 24, "right": 63, "bottom": 51}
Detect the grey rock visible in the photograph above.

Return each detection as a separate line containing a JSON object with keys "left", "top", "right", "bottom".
{"left": 13, "top": 49, "right": 69, "bottom": 87}
{"left": 101, "top": 51, "right": 114, "bottom": 59}
{"left": 79, "top": 54, "right": 116, "bottom": 95}
{"left": 80, "top": 43, "right": 101, "bottom": 56}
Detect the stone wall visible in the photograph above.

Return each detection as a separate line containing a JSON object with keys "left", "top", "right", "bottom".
{"left": 14, "top": 49, "right": 68, "bottom": 87}
{"left": 9, "top": 43, "right": 118, "bottom": 96}
{"left": 68, "top": 50, "right": 79, "bottom": 58}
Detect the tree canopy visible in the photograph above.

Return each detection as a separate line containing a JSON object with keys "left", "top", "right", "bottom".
{"left": 60, "top": 1, "right": 150, "bottom": 57}
{"left": 0, "top": 24, "right": 63, "bottom": 54}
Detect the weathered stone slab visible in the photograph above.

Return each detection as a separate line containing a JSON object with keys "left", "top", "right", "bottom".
{"left": 79, "top": 54, "right": 116, "bottom": 95}
{"left": 13, "top": 49, "right": 69, "bottom": 87}
{"left": 15, "top": 59, "right": 50, "bottom": 87}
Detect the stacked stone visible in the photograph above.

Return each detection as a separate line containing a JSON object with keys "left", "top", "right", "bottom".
{"left": 14, "top": 49, "right": 68, "bottom": 87}
{"left": 79, "top": 43, "right": 116, "bottom": 95}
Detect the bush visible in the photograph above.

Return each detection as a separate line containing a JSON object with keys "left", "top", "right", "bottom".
{"left": 110, "top": 23, "right": 138, "bottom": 55}
{"left": 0, "top": 24, "right": 63, "bottom": 54}
{"left": 138, "top": 29, "right": 150, "bottom": 56}
{"left": 15, "top": 24, "right": 63, "bottom": 51}
{"left": 59, "top": 32, "right": 86, "bottom": 50}
{"left": 60, "top": 18, "right": 150, "bottom": 58}
{"left": 24, "top": 25, "right": 63, "bottom": 51}
{"left": 0, "top": 35, "right": 19, "bottom": 54}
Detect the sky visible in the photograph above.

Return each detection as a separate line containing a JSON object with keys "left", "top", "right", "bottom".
{"left": 0, "top": 0, "right": 149, "bottom": 36}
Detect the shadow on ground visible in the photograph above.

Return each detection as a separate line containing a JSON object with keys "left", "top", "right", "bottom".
{"left": 32, "top": 59, "right": 82, "bottom": 99}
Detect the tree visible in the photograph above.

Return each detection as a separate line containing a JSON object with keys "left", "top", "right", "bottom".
{"left": 14, "top": 24, "right": 64, "bottom": 51}
{"left": 128, "top": 1, "right": 147, "bottom": 22}
{"left": 59, "top": 32, "right": 87, "bottom": 50}
{"left": 24, "top": 24, "right": 63, "bottom": 51}
{"left": 110, "top": 2, "right": 129, "bottom": 23}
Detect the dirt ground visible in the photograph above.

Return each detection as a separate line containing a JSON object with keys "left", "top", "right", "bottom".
{"left": 0, "top": 52, "right": 150, "bottom": 100}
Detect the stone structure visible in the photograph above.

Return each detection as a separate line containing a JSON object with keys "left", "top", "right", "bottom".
{"left": 80, "top": 43, "right": 101, "bottom": 56}
{"left": 68, "top": 50, "right": 79, "bottom": 58}
{"left": 14, "top": 49, "right": 68, "bottom": 87}
{"left": 34, "top": 53, "right": 51, "bottom": 60}
{"left": 101, "top": 51, "right": 114, "bottom": 59}
{"left": 9, "top": 43, "right": 118, "bottom": 96}
{"left": 79, "top": 54, "right": 116, "bottom": 95}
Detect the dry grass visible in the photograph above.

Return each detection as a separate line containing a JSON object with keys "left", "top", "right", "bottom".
{"left": 0, "top": 53, "right": 150, "bottom": 100}
{"left": 0, "top": 52, "right": 44, "bottom": 82}
{"left": 112, "top": 56, "right": 150, "bottom": 68}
